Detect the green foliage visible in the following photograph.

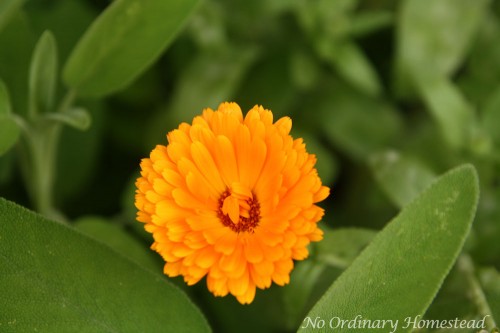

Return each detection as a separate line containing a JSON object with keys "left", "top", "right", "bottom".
{"left": 300, "top": 165, "right": 479, "bottom": 332}
{"left": 63, "top": 0, "right": 201, "bottom": 97}
{"left": 0, "top": 0, "right": 24, "bottom": 33}
{"left": 29, "top": 30, "right": 57, "bottom": 117}
{"left": 0, "top": 198, "right": 211, "bottom": 333}
{"left": 0, "top": 80, "right": 20, "bottom": 155}
{"left": 1, "top": 0, "right": 500, "bottom": 332}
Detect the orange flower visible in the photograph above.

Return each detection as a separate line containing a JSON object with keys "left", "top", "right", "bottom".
{"left": 135, "top": 102, "right": 329, "bottom": 304}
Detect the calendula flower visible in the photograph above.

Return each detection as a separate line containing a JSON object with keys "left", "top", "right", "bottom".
{"left": 135, "top": 102, "right": 329, "bottom": 304}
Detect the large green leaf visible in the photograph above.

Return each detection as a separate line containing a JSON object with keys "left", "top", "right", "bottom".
{"left": 0, "top": 198, "right": 211, "bottom": 333}
{"left": 63, "top": 0, "right": 200, "bottom": 97}
{"left": 299, "top": 164, "right": 479, "bottom": 332}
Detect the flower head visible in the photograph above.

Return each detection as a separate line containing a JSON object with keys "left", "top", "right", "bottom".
{"left": 135, "top": 102, "right": 329, "bottom": 304}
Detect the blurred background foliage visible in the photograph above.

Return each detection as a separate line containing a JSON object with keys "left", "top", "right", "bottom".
{"left": 1, "top": 0, "right": 500, "bottom": 332}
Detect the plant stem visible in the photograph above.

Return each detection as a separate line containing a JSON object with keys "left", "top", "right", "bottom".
{"left": 458, "top": 254, "right": 497, "bottom": 330}
{"left": 20, "top": 89, "right": 77, "bottom": 221}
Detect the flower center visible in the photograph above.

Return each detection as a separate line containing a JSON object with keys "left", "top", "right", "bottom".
{"left": 217, "top": 183, "right": 260, "bottom": 233}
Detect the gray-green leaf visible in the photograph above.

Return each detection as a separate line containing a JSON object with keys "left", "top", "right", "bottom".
{"left": 63, "top": 0, "right": 201, "bottom": 97}
{"left": 0, "top": 198, "right": 211, "bottom": 333}
{"left": 299, "top": 164, "right": 479, "bottom": 333}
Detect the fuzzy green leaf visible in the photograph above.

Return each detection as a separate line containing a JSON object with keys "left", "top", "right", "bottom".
{"left": 63, "top": 0, "right": 200, "bottom": 97}
{"left": 0, "top": 198, "right": 211, "bottom": 333}
{"left": 299, "top": 165, "right": 479, "bottom": 332}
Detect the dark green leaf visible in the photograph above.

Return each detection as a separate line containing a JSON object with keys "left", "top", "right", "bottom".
{"left": 0, "top": 80, "right": 20, "bottom": 155}
{"left": 370, "top": 150, "right": 436, "bottom": 208}
{"left": 315, "top": 227, "right": 377, "bottom": 269}
{"left": 349, "top": 10, "right": 393, "bottom": 37}
{"left": 328, "top": 41, "right": 382, "bottom": 97}
{"left": 318, "top": 81, "right": 402, "bottom": 161}
{"left": 29, "top": 30, "right": 58, "bottom": 116}
{"left": 294, "top": 129, "right": 338, "bottom": 185}
{"left": 0, "top": 0, "right": 24, "bottom": 33}
{"left": 63, "top": 0, "right": 201, "bottom": 97}
{"left": 0, "top": 198, "right": 211, "bottom": 333}
{"left": 479, "top": 268, "right": 500, "bottom": 325}
{"left": 24, "top": 0, "right": 96, "bottom": 63}
{"left": 420, "top": 265, "right": 477, "bottom": 329}
{"left": 460, "top": 12, "right": 500, "bottom": 105}
{"left": 145, "top": 46, "right": 257, "bottom": 149}
{"left": 74, "top": 216, "right": 161, "bottom": 273}
{"left": 0, "top": 13, "right": 35, "bottom": 117}
{"left": 482, "top": 85, "right": 500, "bottom": 148}
{"left": 299, "top": 165, "right": 479, "bottom": 333}
{"left": 282, "top": 260, "right": 326, "bottom": 331}
{"left": 0, "top": 80, "right": 12, "bottom": 116}
{"left": 54, "top": 101, "right": 104, "bottom": 202}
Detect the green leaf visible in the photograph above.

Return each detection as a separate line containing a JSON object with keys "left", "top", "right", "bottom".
{"left": 328, "top": 41, "right": 382, "bottom": 97}
{"left": 299, "top": 164, "right": 479, "bottom": 333}
{"left": 479, "top": 268, "right": 500, "bottom": 325}
{"left": 315, "top": 227, "right": 377, "bottom": 269}
{"left": 349, "top": 10, "right": 393, "bottom": 37}
{"left": 29, "top": 30, "right": 58, "bottom": 116}
{"left": 0, "top": 13, "right": 35, "bottom": 117}
{"left": 394, "top": 0, "right": 490, "bottom": 97}
{"left": 460, "top": 12, "right": 500, "bottom": 105}
{"left": 370, "top": 150, "right": 436, "bottom": 208}
{"left": 482, "top": 85, "right": 500, "bottom": 148}
{"left": 0, "top": 80, "right": 20, "bottom": 155}
{"left": 63, "top": 0, "right": 201, "bottom": 97}
{"left": 282, "top": 260, "right": 326, "bottom": 330}
{"left": 0, "top": 80, "right": 12, "bottom": 116}
{"left": 294, "top": 129, "right": 338, "bottom": 185}
{"left": 0, "top": 198, "right": 211, "bottom": 333}
{"left": 0, "top": 0, "right": 24, "bottom": 33}
{"left": 318, "top": 81, "right": 402, "bottom": 161}
{"left": 145, "top": 46, "right": 257, "bottom": 149}
{"left": 74, "top": 216, "right": 161, "bottom": 273}
{"left": 415, "top": 74, "right": 475, "bottom": 149}
{"left": 44, "top": 107, "right": 91, "bottom": 131}
{"left": 54, "top": 101, "right": 104, "bottom": 201}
